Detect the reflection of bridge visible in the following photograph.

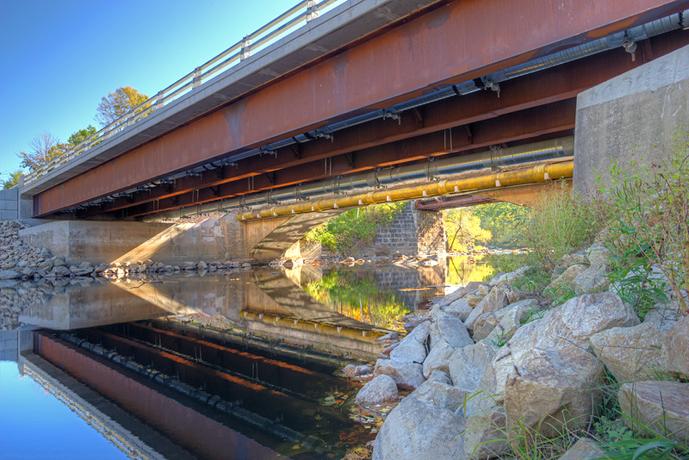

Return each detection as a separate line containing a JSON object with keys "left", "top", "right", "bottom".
{"left": 18, "top": 322, "right": 363, "bottom": 459}
{"left": 14, "top": 1, "right": 689, "bottom": 262}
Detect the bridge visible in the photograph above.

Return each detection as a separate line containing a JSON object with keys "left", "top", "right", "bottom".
{"left": 11, "top": 0, "right": 689, "bottom": 262}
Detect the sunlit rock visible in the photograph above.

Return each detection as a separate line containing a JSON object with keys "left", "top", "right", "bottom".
{"left": 619, "top": 380, "right": 689, "bottom": 443}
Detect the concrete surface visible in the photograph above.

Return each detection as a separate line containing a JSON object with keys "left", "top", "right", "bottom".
{"left": 574, "top": 43, "right": 689, "bottom": 196}
{"left": 0, "top": 330, "right": 18, "bottom": 362}
{"left": 17, "top": 212, "right": 300, "bottom": 264}
{"left": 0, "top": 188, "right": 18, "bottom": 220}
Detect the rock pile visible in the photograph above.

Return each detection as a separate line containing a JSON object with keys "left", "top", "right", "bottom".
{"left": 349, "top": 241, "right": 689, "bottom": 460}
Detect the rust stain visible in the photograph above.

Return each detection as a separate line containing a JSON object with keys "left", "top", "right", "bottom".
{"left": 35, "top": 0, "right": 689, "bottom": 216}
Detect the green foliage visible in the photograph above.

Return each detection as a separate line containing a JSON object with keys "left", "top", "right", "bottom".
{"left": 522, "top": 184, "right": 603, "bottom": 270}
{"left": 443, "top": 208, "right": 492, "bottom": 253}
{"left": 601, "top": 140, "right": 689, "bottom": 315}
{"left": 305, "top": 202, "right": 406, "bottom": 254}
{"left": 473, "top": 202, "right": 530, "bottom": 248}
{"left": 304, "top": 269, "right": 409, "bottom": 330}
{"left": 2, "top": 170, "right": 22, "bottom": 189}
{"left": 511, "top": 267, "right": 550, "bottom": 295}
{"left": 66, "top": 125, "right": 97, "bottom": 147}
{"left": 543, "top": 283, "right": 576, "bottom": 307}
{"left": 96, "top": 86, "right": 150, "bottom": 126}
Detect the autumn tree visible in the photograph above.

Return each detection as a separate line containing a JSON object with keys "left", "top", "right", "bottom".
{"left": 18, "top": 132, "right": 63, "bottom": 172}
{"left": 2, "top": 171, "right": 23, "bottom": 189}
{"left": 96, "top": 86, "right": 149, "bottom": 127}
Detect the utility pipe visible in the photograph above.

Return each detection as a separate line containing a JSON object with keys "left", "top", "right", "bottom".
{"left": 238, "top": 159, "right": 573, "bottom": 221}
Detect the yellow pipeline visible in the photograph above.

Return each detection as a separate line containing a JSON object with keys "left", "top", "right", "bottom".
{"left": 237, "top": 160, "right": 573, "bottom": 221}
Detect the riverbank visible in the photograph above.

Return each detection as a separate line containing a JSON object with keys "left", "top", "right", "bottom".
{"left": 348, "top": 240, "right": 689, "bottom": 459}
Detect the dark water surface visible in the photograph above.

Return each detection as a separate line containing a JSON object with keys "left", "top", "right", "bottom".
{"left": 0, "top": 254, "right": 516, "bottom": 459}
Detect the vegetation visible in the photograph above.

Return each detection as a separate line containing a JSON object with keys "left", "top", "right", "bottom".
{"left": 96, "top": 86, "right": 149, "bottom": 126}
{"left": 601, "top": 142, "right": 689, "bottom": 317}
{"left": 473, "top": 202, "right": 530, "bottom": 248}
{"left": 304, "top": 269, "right": 410, "bottom": 330}
{"left": 304, "top": 202, "right": 406, "bottom": 254}
{"left": 522, "top": 183, "right": 604, "bottom": 270}
{"left": 443, "top": 208, "right": 492, "bottom": 253}
{"left": 2, "top": 171, "right": 22, "bottom": 189}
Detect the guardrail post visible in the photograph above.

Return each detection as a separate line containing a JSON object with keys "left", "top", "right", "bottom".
{"left": 192, "top": 67, "right": 202, "bottom": 88}
{"left": 240, "top": 36, "right": 251, "bottom": 61}
{"left": 155, "top": 91, "right": 165, "bottom": 110}
{"left": 306, "top": 0, "right": 319, "bottom": 22}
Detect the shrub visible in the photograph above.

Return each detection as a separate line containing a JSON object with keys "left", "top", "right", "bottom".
{"left": 521, "top": 183, "right": 604, "bottom": 270}
{"left": 601, "top": 140, "right": 689, "bottom": 315}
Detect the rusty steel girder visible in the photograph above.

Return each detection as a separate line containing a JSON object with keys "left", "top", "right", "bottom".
{"left": 120, "top": 99, "right": 575, "bottom": 218}
{"left": 85, "top": 29, "right": 689, "bottom": 218}
{"left": 34, "top": 0, "right": 689, "bottom": 217}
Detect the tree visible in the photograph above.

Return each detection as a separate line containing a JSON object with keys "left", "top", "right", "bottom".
{"left": 67, "top": 125, "right": 97, "bottom": 147}
{"left": 96, "top": 86, "right": 149, "bottom": 127}
{"left": 2, "top": 171, "right": 22, "bottom": 189}
{"left": 18, "top": 132, "right": 64, "bottom": 172}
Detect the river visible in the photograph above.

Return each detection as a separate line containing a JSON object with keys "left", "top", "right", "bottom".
{"left": 0, "top": 253, "right": 521, "bottom": 459}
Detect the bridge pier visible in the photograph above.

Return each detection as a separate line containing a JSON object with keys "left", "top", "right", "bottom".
{"left": 574, "top": 43, "right": 689, "bottom": 196}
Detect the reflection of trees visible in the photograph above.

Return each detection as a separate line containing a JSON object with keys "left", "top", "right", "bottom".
{"left": 446, "top": 253, "right": 529, "bottom": 286}
{"left": 304, "top": 270, "right": 409, "bottom": 331}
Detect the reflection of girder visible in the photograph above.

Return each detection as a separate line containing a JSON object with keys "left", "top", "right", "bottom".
{"left": 20, "top": 355, "right": 164, "bottom": 460}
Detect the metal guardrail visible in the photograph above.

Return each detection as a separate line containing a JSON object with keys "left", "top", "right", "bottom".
{"left": 24, "top": 0, "right": 344, "bottom": 185}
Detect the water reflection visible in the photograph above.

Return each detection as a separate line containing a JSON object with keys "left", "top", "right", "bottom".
{"left": 1, "top": 253, "right": 520, "bottom": 459}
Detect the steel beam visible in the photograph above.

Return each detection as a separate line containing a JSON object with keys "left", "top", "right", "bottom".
{"left": 34, "top": 0, "right": 689, "bottom": 216}
{"left": 84, "top": 28, "right": 689, "bottom": 218}
{"left": 120, "top": 100, "right": 575, "bottom": 218}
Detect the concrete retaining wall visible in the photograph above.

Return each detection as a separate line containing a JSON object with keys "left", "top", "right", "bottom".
{"left": 0, "top": 188, "right": 19, "bottom": 220}
{"left": 0, "top": 330, "right": 18, "bottom": 362}
{"left": 574, "top": 44, "right": 689, "bottom": 196}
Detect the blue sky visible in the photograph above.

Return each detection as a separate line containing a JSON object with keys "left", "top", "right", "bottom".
{"left": 0, "top": 0, "right": 296, "bottom": 178}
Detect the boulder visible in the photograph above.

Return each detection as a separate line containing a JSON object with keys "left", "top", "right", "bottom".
{"left": 590, "top": 322, "right": 666, "bottom": 383}
{"left": 430, "top": 312, "right": 473, "bottom": 349}
{"left": 559, "top": 438, "right": 605, "bottom": 460}
{"left": 484, "top": 299, "right": 541, "bottom": 344}
{"left": 573, "top": 265, "right": 609, "bottom": 295}
{"left": 413, "top": 378, "right": 465, "bottom": 412}
{"left": 488, "top": 266, "right": 530, "bottom": 287}
{"left": 472, "top": 299, "right": 539, "bottom": 342}
{"left": 449, "top": 341, "right": 497, "bottom": 393}
{"left": 443, "top": 298, "right": 473, "bottom": 322}
{"left": 546, "top": 264, "right": 587, "bottom": 293}
{"left": 644, "top": 300, "right": 682, "bottom": 331}
{"left": 504, "top": 345, "right": 604, "bottom": 437}
{"left": 373, "top": 383, "right": 465, "bottom": 460}
{"left": 432, "top": 282, "right": 482, "bottom": 309}
{"left": 390, "top": 321, "right": 430, "bottom": 364}
{"left": 423, "top": 313, "right": 473, "bottom": 378}
{"left": 462, "top": 362, "right": 509, "bottom": 459}
{"left": 374, "top": 359, "right": 425, "bottom": 390}
{"left": 422, "top": 340, "right": 454, "bottom": 378}
{"left": 663, "top": 315, "right": 689, "bottom": 379}
{"left": 465, "top": 284, "right": 515, "bottom": 330}
{"left": 586, "top": 243, "right": 610, "bottom": 269}
{"left": 343, "top": 364, "right": 373, "bottom": 379}
{"left": 355, "top": 375, "right": 399, "bottom": 406}
{"left": 493, "top": 293, "right": 637, "bottom": 436}
{"left": 619, "top": 381, "right": 689, "bottom": 443}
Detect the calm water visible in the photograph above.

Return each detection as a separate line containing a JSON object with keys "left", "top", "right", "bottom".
{"left": 0, "top": 253, "right": 518, "bottom": 459}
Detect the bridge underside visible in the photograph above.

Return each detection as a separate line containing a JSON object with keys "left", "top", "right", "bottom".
{"left": 28, "top": 1, "right": 689, "bottom": 219}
